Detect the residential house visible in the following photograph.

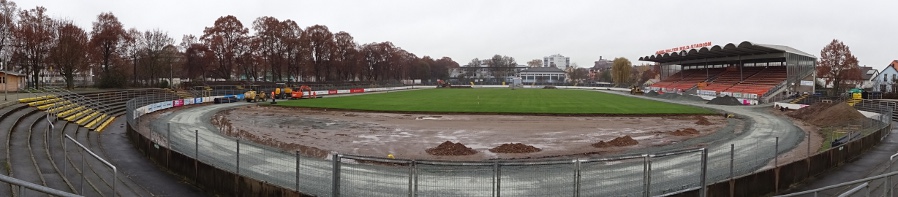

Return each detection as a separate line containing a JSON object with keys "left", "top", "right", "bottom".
{"left": 873, "top": 60, "right": 898, "bottom": 92}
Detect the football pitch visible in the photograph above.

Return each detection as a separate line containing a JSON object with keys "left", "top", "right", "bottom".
{"left": 276, "top": 88, "right": 715, "bottom": 115}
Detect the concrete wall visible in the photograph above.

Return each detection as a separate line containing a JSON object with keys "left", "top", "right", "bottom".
{"left": 701, "top": 124, "right": 889, "bottom": 196}
{"left": 126, "top": 125, "right": 309, "bottom": 197}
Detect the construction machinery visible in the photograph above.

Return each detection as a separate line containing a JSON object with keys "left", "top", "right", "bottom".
{"left": 630, "top": 86, "right": 644, "bottom": 95}
{"left": 290, "top": 85, "right": 316, "bottom": 99}
{"left": 274, "top": 83, "right": 294, "bottom": 99}
{"left": 437, "top": 79, "right": 450, "bottom": 88}
{"left": 244, "top": 85, "right": 267, "bottom": 102}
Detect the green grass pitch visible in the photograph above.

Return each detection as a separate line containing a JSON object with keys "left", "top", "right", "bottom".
{"left": 275, "top": 88, "right": 715, "bottom": 115}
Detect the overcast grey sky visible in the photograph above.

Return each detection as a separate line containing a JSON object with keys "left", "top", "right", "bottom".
{"left": 19, "top": 0, "right": 898, "bottom": 70}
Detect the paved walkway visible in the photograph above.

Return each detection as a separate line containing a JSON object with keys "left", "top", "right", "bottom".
{"left": 100, "top": 117, "right": 207, "bottom": 196}
{"left": 783, "top": 123, "right": 898, "bottom": 195}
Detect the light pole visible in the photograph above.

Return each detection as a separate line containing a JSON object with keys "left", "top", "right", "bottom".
{"left": 3, "top": 58, "right": 6, "bottom": 101}
{"left": 169, "top": 62, "right": 172, "bottom": 89}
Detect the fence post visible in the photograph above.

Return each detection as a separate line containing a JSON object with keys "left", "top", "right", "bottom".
{"left": 574, "top": 159, "right": 581, "bottom": 197}
{"left": 63, "top": 137, "right": 67, "bottom": 181}
{"left": 729, "top": 144, "right": 734, "bottom": 179}
{"left": 332, "top": 154, "right": 340, "bottom": 197}
{"left": 408, "top": 160, "right": 414, "bottom": 197}
{"left": 296, "top": 151, "right": 300, "bottom": 192}
{"left": 700, "top": 148, "right": 708, "bottom": 197}
{"left": 494, "top": 161, "right": 501, "bottom": 197}
{"left": 644, "top": 154, "right": 652, "bottom": 197}
{"left": 773, "top": 137, "right": 780, "bottom": 168}
{"left": 80, "top": 148, "right": 85, "bottom": 195}
{"left": 236, "top": 138, "right": 240, "bottom": 196}
{"left": 414, "top": 160, "right": 419, "bottom": 197}
{"left": 195, "top": 129, "right": 198, "bottom": 184}
{"left": 807, "top": 131, "right": 811, "bottom": 156}
{"left": 167, "top": 122, "right": 171, "bottom": 169}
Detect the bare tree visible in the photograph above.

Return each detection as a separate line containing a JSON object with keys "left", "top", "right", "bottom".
{"left": 119, "top": 28, "right": 141, "bottom": 85}
{"left": 526, "top": 59, "right": 542, "bottom": 67}
{"left": 140, "top": 29, "right": 174, "bottom": 85}
{"left": 0, "top": 0, "right": 18, "bottom": 64}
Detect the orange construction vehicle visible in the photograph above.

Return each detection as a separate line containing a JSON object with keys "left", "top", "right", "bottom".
{"left": 290, "top": 85, "right": 315, "bottom": 99}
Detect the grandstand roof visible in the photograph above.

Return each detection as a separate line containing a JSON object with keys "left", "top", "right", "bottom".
{"left": 520, "top": 67, "right": 565, "bottom": 73}
{"left": 639, "top": 41, "right": 815, "bottom": 64}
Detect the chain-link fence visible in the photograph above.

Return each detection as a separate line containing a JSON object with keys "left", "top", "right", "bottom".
{"left": 125, "top": 91, "right": 895, "bottom": 197}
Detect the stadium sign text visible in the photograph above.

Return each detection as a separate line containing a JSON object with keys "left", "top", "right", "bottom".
{"left": 655, "top": 42, "right": 713, "bottom": 54}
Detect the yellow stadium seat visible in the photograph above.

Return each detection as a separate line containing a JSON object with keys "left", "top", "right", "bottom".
{"left": 96, "top": 117, "right": 116, "bottom": 132}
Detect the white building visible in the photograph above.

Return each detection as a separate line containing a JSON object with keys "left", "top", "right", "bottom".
{"left": 873, "top": 60, "right": 898, "bottom": 92}
{"left": 543, "top": 54, "right": 570, "bottom": 70}
{"left": 519, "top": 67, "right": 566, "bottom": 84}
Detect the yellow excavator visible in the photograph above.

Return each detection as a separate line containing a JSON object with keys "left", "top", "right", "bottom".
{"left": 244, "top": 85, "right": 267, "bottom": 102}
{"left": 274, "top": 83, "right": 294, "bottom": 99}
{"left": 630, "top": 86, "right": 644, "bottom": 95}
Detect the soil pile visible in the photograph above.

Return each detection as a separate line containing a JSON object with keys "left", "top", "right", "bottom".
{"left": 787, "top": 102, "right": 866, "bottom": 127}
{"left": 644, "top": 90, "right": 659, "bottom": 96}
{"left": 787, "top": 102, "right": 836, "bottom": 120}
{"left": 489, "top": 143, "right": 542, "bottom": 153}
{"left": 592, "top": 135, "right": 639, "bottom": 148}
{"left": 656, "top": 93, "right": 706, "bottom": 102}
{"left": 707, "top": 96, "right": 742, "bottom": 105}
{"left": 426, "top": 141, "right": 478, "bottom": 156}
{"left": 695, "top": 116, "right": 712, "bottom": 125}
{"left": 810, "top": 103, "right": 867, "bottom": 127}
{"left": 670, "top": 128, "right": 700, "bottom": 136}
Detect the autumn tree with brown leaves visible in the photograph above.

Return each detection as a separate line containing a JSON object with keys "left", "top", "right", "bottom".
{"left": 13, "top": 6, "right": 54, "bottom": 88}
{"left": 47, "top": 20, "right": 89, "bottom": 89}
{"left": 817, "top": 39, "right": 862, "bottom": 95}
{"left": 300, "top": 25, "right": 335, "bottom": 82}
{"left": 89, "top": 12, "right": 128, "bottom": 87}
{"left": 180, "top": 34, "right": 215, "bottom": 81}
{"left": 333, "top": 31, "right": 358, "bottom": 81}
{"left": 202, "top": 15, "right": 248, "bottom": 80}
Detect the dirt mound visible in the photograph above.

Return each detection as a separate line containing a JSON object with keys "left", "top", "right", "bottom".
{"left": 695, "top": 116, "right": 712, "bottom": 125}
{"left": 543, "top": 85, "right": 557, "bottom": 89}
{"left": 656, "top": 93, "right": 706, "bottom": 102}
{"left": 426, "top": 141, "right": 478, "bottom": 156}
{"left": 809, "top": 103, "right": 867, "bottom": 127}
{"left": 707, "top": 96, "right": 742, "bottom": 105}
{"left": 489, "top": 143, "right": 542, "bottom": 153}
{"left": 592, "top": 135, "right": 639, "bottom": 148}
{"left": 644, "top": 90, "right": 659, "bottom": 96}
{"left": 787, "top": 102, "right": 836, "bottom": 120}
{"left": 787, "top": 102, "right": 866, "bottom": 127}
{"left": 670, "top": 128, "right": 700, "bottom": 136}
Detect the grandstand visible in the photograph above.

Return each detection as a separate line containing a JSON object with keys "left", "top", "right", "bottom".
{"left": 641, "top": 41, "right": 816, "bottom": 103}
{"left": 0, "top": 88, "right": 187, "bottom": 196}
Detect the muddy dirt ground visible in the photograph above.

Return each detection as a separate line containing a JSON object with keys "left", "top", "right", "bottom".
{"left": 213, "top": 105, "right": 732, "bottom": 161}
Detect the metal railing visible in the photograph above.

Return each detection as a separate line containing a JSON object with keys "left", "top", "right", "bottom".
{"left": 125, "top": 89, "right": 895, "bottom": 196}
{"left": 63, "top": 134, "right": 117, "bottom": 196}
{"left": 0, "top": 174, "right": 81, "bottom": 197}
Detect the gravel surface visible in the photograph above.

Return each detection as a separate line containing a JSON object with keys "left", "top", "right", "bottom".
{"left": 144, "top": 89, "right": 827, "bottom": 196}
